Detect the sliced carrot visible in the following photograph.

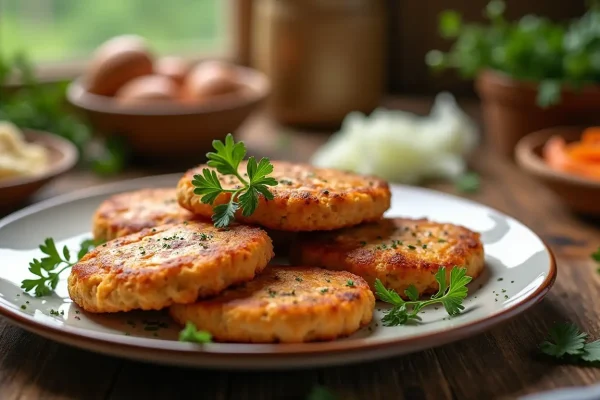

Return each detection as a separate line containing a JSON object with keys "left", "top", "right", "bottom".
{"left": 543, "top": 135, "right": 600, "bottom": 180}
{"left": 566, "top": 142, "right": 600, "bottom": 162}
{"left": 581, "top": 127, "right": 600, "bottom": 145}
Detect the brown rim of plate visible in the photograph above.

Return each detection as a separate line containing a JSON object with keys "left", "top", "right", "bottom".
{"left": 0, "top": 176, "right": 557, "bottom": 361}
{"left": 515, "top": 126, "right": 600, "bottom": 189}
{"left": 0, "top": 130, "right": 78, "bottom": 189}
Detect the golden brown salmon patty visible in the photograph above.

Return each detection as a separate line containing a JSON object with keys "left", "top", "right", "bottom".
{"left": 170, "top": 266, "right": 374, "bottom": 343}
{"left": 291, "top": 218, "right": 484, "bottom": 298}
{"left": 93, "top": 188, "right": 195, "bottom": 242}
{"left": 177, "top": 161, "right": 391, "bottom": 231}
{"left": 68, "top": 221, "right": 274, "bottom": 313}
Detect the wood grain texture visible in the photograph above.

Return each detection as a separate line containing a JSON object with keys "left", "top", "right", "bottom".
{"left": 2, "top": 99, "right": 600, "bottom": 399}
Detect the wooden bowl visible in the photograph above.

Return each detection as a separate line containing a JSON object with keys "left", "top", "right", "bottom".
{"left": 66, "top": 65, "right": 270, "bottom": 161}
{"left": 0, "top": 130, "right": 78, "bottom": 212}
{"left": 515, "top": 126, "right": 600, "bottom": 215}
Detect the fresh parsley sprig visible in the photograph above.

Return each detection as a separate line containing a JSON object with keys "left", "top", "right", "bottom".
{"left": 178, "top": 321, "right": 212, "bottom": 343}
{"left": 540, "top": 323, "right": 600, "bottom": 363}
{"left": 374, "top": 266, "right": 471, "bottom": 325}
{"left": 191, "top": 133, "right": 277, "bottom": 228}
{"left": 21, "top": 238, "right": 102, "bottom": 297}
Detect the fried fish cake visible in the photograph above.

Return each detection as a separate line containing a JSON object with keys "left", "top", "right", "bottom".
{"left": 93, "top": 188, "right": 195, "bottom": 242}
{"left": 170, "top": 266, "right": 374, "bottom": 343}
{"left": 68, "top": 221, "right": 274, "bottom": 313}
{"left": 177, "top": 161, "right": 391, "bottom": 231}
{"left": 291, "top": 218, "right": 484, "bottom": 298}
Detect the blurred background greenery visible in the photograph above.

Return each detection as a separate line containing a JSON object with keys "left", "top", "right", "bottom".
{"left": 0, "top": 0, "right": 225, "bottom": 63}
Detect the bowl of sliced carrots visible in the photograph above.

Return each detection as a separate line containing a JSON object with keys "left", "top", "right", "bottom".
{"left": 516, "top": 126, "right": 600, "bottom": 215}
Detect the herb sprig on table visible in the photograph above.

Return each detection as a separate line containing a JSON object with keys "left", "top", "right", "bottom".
{"left": 21, "top": 238, "right": 103, "bottom": 297}
{"left": 540, "top": 323, "right": 600, "bottom": 363}
{"left": 375, "top": 267, "right": 471, "bottom": 325}
{"left": 191, "top": 134, "right": 277, "bottom": 228}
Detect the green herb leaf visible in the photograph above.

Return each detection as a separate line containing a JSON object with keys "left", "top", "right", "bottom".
{"left": 537, "top": 80, "right": 562, "bottom": 108}
{"left": 178, "top": 322, "right": 212, "bottom": 344}
{"left": 485, "top": 0, "right": 506, "bottom": 20}
{"left": 374, "top": 279, "right": 404, "bottom": 306}
{"left": 591, "top": 247, "right": 600, "bottom": 263}
{"left": 582, "top": 340, "right": 600, "bottom": 362}
{"left": 404, "top": 285, "right": 419, "bottom": 301}
{"left": 212, "top": 201, "right": 240, "bottom": 228}
{"left": 207, "top": 133, "right": 246, "bottom": 176}
{"left": 192, "top": 169, "right": 225, "bottom": 205}
{"left": 440, "top": 267, "right": 472, "bottom": 315}
{"left": 77, "top": 238, "right": 102, "bottom": 260}
{"left": 238, "top": 186, "right": 260, "bottom": 217}
{"left": 431, "top": 267, "right": 448, "bottom": 299}
{"left": 455, "top": 172, "right": 480, "bottom": 193}
{"left": 440, "top": 10, "right": 462, "bottom": 38}
{"left": 540, "top": 323, "right": 587, "bottom": 358}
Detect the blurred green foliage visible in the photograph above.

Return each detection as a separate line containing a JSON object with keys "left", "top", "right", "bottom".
{"left": 426, "top": 0, "right": 600, "bottom": 107}
{"left": 0, "top": 0, "right": 223, "bottom": 62}
{"left": 0, "top": 54, "right": 126, "bottom": 175}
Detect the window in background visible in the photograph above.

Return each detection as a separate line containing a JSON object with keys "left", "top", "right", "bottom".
{"left": 0, "top": 0, "right": 229, "bottom": 65}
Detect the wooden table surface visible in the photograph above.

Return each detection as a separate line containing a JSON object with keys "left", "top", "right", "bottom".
{"left": 2, "top": 98, "right": 600, "bottom": 400}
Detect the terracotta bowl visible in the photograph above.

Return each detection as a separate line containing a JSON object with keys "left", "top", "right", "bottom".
{"left": 66, "top": 65, "right": 270, "bottom": 161}
{"left": 476, "top": 69, "right": 600, "bottom": 159}
{"left": 0, "top": 130, "right": 78, "bottom": 213}
{"left": 515, "top": 126, "right": 600, "bottom": 215}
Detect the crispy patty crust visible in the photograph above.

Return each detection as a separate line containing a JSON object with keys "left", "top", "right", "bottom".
{"left": 93, "top": 188, "right": 195, "bottom": 242}
{"left": 177, "top": 161, "right": 391, "bottom": 231}
{"left": 68, "top": 221, "right": 274, "bottom": 313}
{"left": 169, "top": 266, "right": 374, "bottom": 343}
{"left": 291, "top": 218, "right": 484, "bottom": 298}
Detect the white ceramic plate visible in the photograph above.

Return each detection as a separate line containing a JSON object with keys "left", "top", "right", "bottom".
{"left": 0, "top": 174, "right": 556, "bottom": 369}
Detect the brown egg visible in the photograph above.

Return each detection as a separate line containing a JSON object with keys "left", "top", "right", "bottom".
{"left": 86, "top": 35, "right": 153, "bottom": 96}
{"left": 155, "top": 56, "right": 191, "bottom": 86}
{"left": 115, "top": 75, "right": 178, "bottom": 103}
{"left": 182, "top": 60, "right": 241, "bottom": 102}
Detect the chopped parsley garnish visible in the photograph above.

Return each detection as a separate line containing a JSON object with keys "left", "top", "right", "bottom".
{"left": 540, "top": 323, "right": 600, "bottom": 363}
{"left": 360, "top": 241, "right": 367, "bottom": 247}
{"left": 375, "top": 267, "right": 471, "bottom": 325}
{"left": 179, "top": 322, "right": 212, "bottom": 344}
{"left": 268, "top": 289, "right": 277, "bottom": 298}
{"left": 191, "top": 134, "right": 278, "bottom": 227}
{"left": 407, "top": 245, "right": 416, "bottom": 250}
{"left": 21, "top": 237, "right": 104, "bottom": 297}
{"left": 320, "top": 288, "right": 329, "bottom": 294}
{"left": 438, "top": 239, "right": 447, "bottom": 243}
{"left": 295, "top": 276, "right": 303, "bottom": 282}
{"left": 346, "top": 280, "right": 355, "bottom": 287}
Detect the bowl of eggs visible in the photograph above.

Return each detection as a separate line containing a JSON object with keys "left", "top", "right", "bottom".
{"left": 67, "top": 35, "right": 270, "bottom": 160}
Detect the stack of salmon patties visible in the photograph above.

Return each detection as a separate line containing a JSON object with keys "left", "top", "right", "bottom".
{"left": 68, "top": 160, "right": 484, "bottom": 343}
